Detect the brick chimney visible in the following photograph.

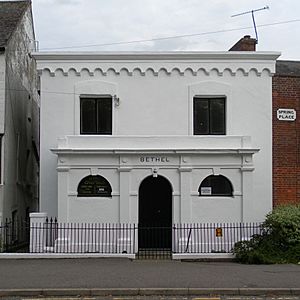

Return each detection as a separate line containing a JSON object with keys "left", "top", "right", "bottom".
{"left": 229, "top": 35, "right": 257, "bottom": 51}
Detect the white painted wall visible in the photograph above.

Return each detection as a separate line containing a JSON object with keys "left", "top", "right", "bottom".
{"left": 0, "top": 54, "right": 5, "bottom": 134}
{"left": 51, "top": 136, "right": 257, "bottom": 223}
{"left": 0, "top": 54, "right": 4, "bottom": 220}
{"left": 34, "top": 52, "right": 279, "bottom": 223}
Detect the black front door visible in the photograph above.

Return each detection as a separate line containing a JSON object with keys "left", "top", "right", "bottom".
{"left": 138, "top": 175, "right": 172, "bottom": 249}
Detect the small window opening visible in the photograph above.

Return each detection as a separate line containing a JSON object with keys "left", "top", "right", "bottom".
{"left": 80, "top": 97, "right": 112, "bottom": 135}
{"left": 199, "top": 175, "right": 233, "bottom": 196}
{"left": 77, "top": 175, "right": 112, "bottom": 197}
{"left": 193, "top": 97, "right": 226, "bottom": 135}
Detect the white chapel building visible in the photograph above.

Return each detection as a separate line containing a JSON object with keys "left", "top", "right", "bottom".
{"left": 33, "top": 51, "right": 279, "bottom": 227}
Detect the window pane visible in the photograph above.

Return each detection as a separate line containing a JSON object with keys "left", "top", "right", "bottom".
{"left": 210, "top": 99, "right": 225, "bottom": 134}
{"left": 81, "top": 99, "right": 96, "bottom": 134}
{"left": 199, "top": 175, "right": 233, "bottom": 196}
{"left": 97, "top": 98, "right": 112, "bottom": 134}
{"left": 210, "top": 176, "right": 225, "bottom": 195}
{"left": 194, "top": 99, "right": 209, "bottom": 134}
{"left": 78, "top": 175, "right": 112, "bottom": 197}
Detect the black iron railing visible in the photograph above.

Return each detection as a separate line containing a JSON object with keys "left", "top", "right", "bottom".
{"left": 1, "top": 219, "right": 262, "bottom": 257}
{"left": 29, "top": 219, "right": 136, "bottom": 254}
{"left": 173, "top": 222, "right": 262, "bottom": 254}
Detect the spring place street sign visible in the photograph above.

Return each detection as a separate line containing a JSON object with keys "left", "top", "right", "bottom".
{"left": 277, "top": 108, "right": 296, "bottom": 121}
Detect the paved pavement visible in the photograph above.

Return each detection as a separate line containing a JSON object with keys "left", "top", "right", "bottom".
{"left": 0, "top": 258, "right": 299, "bottom": 297}
{"left": 0, "top": 296, "right": 300, "bottom": 300}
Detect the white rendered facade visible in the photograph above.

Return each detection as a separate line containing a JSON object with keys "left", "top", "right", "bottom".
{"left": 34, "top": 52, "right": 279, "bottom": 224}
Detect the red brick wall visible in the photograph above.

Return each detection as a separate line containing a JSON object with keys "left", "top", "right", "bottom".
{"left": 273, "top": 75, "right": 300, "bottom": 206}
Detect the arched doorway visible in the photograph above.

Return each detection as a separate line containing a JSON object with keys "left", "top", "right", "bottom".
{"left": 138, "top": 175, "right": 172, "bottom": 251}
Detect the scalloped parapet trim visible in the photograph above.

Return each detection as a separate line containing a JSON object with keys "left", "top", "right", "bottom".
{"left": 38, "top": 66, "right": 273, "bottom": 77}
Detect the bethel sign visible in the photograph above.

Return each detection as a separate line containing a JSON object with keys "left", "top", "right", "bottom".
{"left": 140, "top": 156, "right": 170, "bottom": 163}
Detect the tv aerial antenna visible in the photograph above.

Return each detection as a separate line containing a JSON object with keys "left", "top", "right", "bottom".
{"left": 231, "top": 6, "right": 269, "bottom": 44}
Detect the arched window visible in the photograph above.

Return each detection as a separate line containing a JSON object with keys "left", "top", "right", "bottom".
{"left": 199, "top": 175, "right": 233, "bottom": 196}
{"left": 77, "top": 175, "right": 112, "bottom": 197}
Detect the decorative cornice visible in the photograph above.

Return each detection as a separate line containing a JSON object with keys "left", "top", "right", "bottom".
{"left": 52, "top": 135, "right": 260, "bottom": 156}
{"left": 52, "top": 149, "right": 260, "bottom": 155}
{"left": 32, "top": 51, "right": 280, "bottom": 61}
{"left": 38, "top": 66, "right": 273, "bottom": 77}
{"left": 240, "top": 167, "right": 255, "bottom": 172}
{"left": 32, "top": 51, "right": 280, "bottom": 77}
{"left": 57, "top": 166, "right": 70, "bottom": 172}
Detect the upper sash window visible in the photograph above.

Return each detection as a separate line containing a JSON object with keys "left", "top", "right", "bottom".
{"left": 80, "top": 97, "right": 112, "bottom": 134}
{"left": 193, "top": 97, "right": 226, "bottom": 135}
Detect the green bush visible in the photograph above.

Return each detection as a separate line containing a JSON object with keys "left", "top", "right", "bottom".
{"left": 233, "top": 204, "right": 300, "bottom": 264}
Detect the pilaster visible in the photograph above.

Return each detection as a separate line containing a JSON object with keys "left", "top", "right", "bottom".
{"left": 118, "top": 167, "right": 131, "bottom": 223}
{"left": 241, "top": 155, "right": 255, "bottom": 222}
{"left": 179, "top": 167, "right": 192, "bottom": 223}
{"left": 57, "top": 166, "right": 69, "bottom": 222}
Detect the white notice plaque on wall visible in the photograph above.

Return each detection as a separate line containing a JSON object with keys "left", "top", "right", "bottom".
{"left": 201, "top": 187, "right": 212, "bottom": 195}
{"left": 277, "top": 109, "right": 296, "bottom": 121}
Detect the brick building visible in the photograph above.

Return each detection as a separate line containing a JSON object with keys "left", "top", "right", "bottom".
{"left": 273, "top": 61, "right": 300, "bottom": 206}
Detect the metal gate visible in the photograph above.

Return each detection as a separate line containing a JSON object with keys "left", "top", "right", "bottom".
{"left": 137, "top": 224, "right": 172, "bottom": 259}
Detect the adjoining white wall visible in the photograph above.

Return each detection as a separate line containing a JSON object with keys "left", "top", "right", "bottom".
{"left": 34, "top": 52, "right": 279, "bottom": 223}
{"left": 0, "top": 54, "right": 5, "bottom": 220}
{"left": 0, "top": 5, "right": 39, "bottom": 221}
{"left": 0, "top": 54, "right": 5, "bottom": 134}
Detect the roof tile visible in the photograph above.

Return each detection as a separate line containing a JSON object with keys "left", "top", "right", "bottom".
{"left": 0, "top": 0, "right": 30, "bottom": 47}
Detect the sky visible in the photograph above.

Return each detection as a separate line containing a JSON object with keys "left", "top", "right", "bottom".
{"left": 27, "top": 0, "right": 300, "bottom": 59}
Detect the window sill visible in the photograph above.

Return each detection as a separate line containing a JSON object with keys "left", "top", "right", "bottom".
{"left": 198, "top": 195, "right": 234, "bottom": 198}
